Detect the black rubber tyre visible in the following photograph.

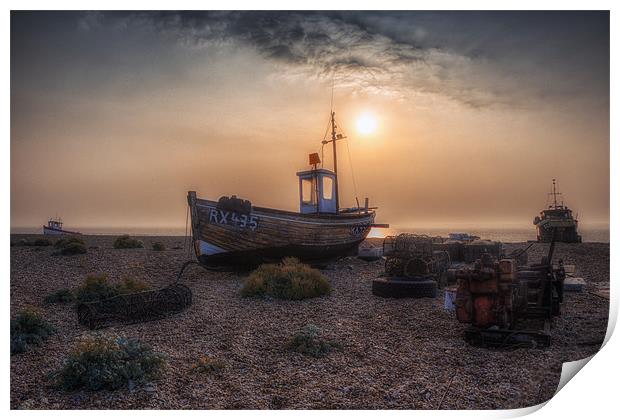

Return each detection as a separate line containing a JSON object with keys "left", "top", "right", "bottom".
{"left": 372, "top": 277, "right": 438, "bottom": 298}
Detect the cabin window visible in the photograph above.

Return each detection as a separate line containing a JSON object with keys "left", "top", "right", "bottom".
{"left": 301, "top": 178, "right": 317, "bottom": 205}
{"left": 322, "top": 176, "right": 333, "bottom": 200}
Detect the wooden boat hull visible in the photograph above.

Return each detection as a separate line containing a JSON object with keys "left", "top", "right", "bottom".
{"left": 43, "top": 226, "right": 81, "bottom": 235}
{"left": 187, "top": 192, "right": 375, "bottom": 266}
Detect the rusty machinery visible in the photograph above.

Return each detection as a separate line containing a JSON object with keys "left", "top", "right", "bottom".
{"left": 454, "top": 234, "right": 565, "bottom": 348}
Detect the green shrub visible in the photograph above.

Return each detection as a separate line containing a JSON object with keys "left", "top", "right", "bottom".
{"left": 54, "top": 236, "right": 87, "bottom": 255}
{"left": 54, "top": 236, "right": 85, "bottom": 249}
{"left": 190, "top": 355, "right": 225, "bottom": 377}
{"left": 44, "top": 288, "right": 74, "bottom": 304}
{"left": 113, "top": 235, "right": 144, "bottom": 249}
{"left": 14, "top": 238, "right": 52, "bottom": 246}
{"left": 11, "top": 308, "right": 55, "bottom": 355}
{"left": 116, "top": 277, "right": 150, "bottom": 295}
{"left": 59, "top": 242, "right": 87, "bottom": 255}
{"left": 74, "top": 275, "right": 151, "bottom": 304}
{"left": 288, "top": 324, "right": 342, "bottom": 358}
{"left": 152, "top": 242, "right": 165, "bottom": 251}
{"left": 241, "top": 257, "right": 331, "bottom": 300}
{"left": 74, "top": 274, "right": 120, "bottom": 304}
{"left": 53, "top": 335, "right": 167, "bottom": 391}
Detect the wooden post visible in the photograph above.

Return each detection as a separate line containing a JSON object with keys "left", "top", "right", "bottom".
{"left": 187, "top": 191, "right": 198, "bottom": 241}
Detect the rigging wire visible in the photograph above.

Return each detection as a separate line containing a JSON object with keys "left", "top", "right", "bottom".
{"left": 345, "top": 136, "right": 360, "bottom": 206}
{"left": 320, "top": 76, "right": 336, "bottom": 168}
{"left": 320, "top": 115, "right": 331, "bottom": 167}
{"left": 334, "top": 118, "right": 360, "bottom": 208}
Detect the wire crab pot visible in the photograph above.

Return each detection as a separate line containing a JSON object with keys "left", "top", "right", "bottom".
{"left": 77, "top": 283, "right": 192, "bottom": 329}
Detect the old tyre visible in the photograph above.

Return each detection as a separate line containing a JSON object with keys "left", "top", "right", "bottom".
{"left": 372, "top": 277, "right": 438, "bottom": 298}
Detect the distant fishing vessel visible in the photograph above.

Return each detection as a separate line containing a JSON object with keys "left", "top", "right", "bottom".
{"left": 533, "top": 179, "right": 581, "bottom": 243}
{"left": 188, "top": 110, "right": 388, "bottom": 267}
{"left": 43, "top": 217, "right": 81, "bottom": 235}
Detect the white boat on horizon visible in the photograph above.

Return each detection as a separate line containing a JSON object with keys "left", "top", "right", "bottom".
{"left": 42, "top": 218, "right": 81, "bottom": 235}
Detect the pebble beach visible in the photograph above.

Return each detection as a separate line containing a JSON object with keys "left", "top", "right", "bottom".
{"left": 10, "top": 235, "right": 610, "bottom": 409}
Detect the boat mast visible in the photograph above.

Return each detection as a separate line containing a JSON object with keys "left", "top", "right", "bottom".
{"left": 331, "top": 111, "right": 340, "bottom": 213}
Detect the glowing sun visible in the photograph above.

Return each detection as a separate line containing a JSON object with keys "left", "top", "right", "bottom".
{"left": 356, "top": 113, "right": 378, "bottom": 135}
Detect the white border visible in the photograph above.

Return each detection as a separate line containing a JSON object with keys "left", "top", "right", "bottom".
{"left": 4, "top": 2, "right": 616, "bottom": 419}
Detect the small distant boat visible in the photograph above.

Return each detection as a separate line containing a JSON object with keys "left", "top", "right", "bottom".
{"left": 533, "top": 179, "right": 581, "bottom": 243}
{"left": 448, "top": 233, "right": 480, "bottom": 242}
{"left": 188, "top": 110, "right": 388, "bottom": 267}
{"left": 43, "top": 218, "right": 81, "bottom": 235}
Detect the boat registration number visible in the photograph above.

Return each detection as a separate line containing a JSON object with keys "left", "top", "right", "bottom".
{"left": 351, "top": 224, "right": 371, "bottom": 236}
{"left": 209, "top": 209, "right": 258, "bottom": 231}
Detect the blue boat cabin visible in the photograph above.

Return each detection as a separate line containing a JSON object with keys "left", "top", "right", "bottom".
{"left": 296, "top": 168, "right": 337, "bottom": 214}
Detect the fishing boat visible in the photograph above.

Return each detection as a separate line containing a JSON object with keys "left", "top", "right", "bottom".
{"left": 187, "top": 111, "right": 388, "bottom": 267}
{"left": 533, "top": 179, "right": 581, "bottom": 243}
{"left": 42, "top": 217, "right": 81, "bottom": 235}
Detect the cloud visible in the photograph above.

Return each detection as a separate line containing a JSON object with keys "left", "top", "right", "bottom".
{"left": 98, "top": 11, "right": 504, "bottom": 107}
{"left": 73, "top": 11, "right": 609, "bottom": 109}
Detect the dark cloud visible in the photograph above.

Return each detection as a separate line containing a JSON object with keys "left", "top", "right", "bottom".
{"left": 15, "top": 11, "right": 610, "bottom": 109}
{"left": 90, "top": 10, "right": 607, "bottom": 109}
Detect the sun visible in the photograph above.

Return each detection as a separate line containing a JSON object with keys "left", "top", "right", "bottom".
{"left": 356, "top": 113, "right": 378, "bottom": 135}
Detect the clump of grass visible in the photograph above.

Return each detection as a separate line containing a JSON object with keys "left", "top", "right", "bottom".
{"left": 60, "top": 242, "right": 87, "bottom": 255}
{"left": 54, "top": 236, "right": 87, "bottom": 255}
{"left": 54, "top": 236, "right": 84, "bottom": 249}
{"left": 116, "top": 277, "right": 150, "bottom": 295}
{"left": 190, "top": 355, "right": 225, "bottom": 377}
{"left": 52, "top": 335, "right": 167, "bottom": 391}
{"left": 152, "top": 242, "right": 165, "bottom": 251}
{"left": 73, "top": 274, "right": 151, "bottom": 304}
{"left": 288, "top": 324, "right": 342, "bottom": 358}
{"left": 11, "top": 308, "right": 55, "bottom": 355}
{"left": 241, "top": 257, "right": 331, "bottom": 300}
{"left": 15, "top": 238, "right": 52, "bottom": 246}
{"left": 113, "top": 235, "right": 144, "bottom": 249}
{"left": 44, "top": 288, "right": 74, "bottom": 304}
{"left": 73, "top": 274, "right": 119, "bottom": 304}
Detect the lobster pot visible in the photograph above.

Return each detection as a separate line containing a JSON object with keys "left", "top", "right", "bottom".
{"left": 383, "top": 234, "right": 433, "bottom": 258}
{"left": 77, "top": 283, "right": 192, "bottom": 329}
{"left": 432, "top": 241, "right": 464, "bottom": 262}
{"left": 463, "top": 240, "right": 502, "bottom": 263}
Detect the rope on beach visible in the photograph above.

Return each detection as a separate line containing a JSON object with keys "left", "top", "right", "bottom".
{"left": 184, "top": 203, "right": 192, "bottom": 259}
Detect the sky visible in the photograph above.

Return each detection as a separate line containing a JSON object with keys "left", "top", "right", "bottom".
{"left": 10, "top": 11, "right": 609, "bottom": 231}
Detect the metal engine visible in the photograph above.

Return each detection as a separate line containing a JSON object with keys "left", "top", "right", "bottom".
{"left": 455, "top": 240, "right": 565, "bottom": 347}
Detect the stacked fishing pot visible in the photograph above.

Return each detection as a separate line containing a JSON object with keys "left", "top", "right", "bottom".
{"left": 462, "top": 240, "right": 503, "bottom": 263}
{"left": 372, "top": 234, "right": 449, "bottom": 298}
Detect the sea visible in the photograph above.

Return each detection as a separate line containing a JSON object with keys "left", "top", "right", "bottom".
{"left": 11, "top": 225, "right": 610, "bottom": 243}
